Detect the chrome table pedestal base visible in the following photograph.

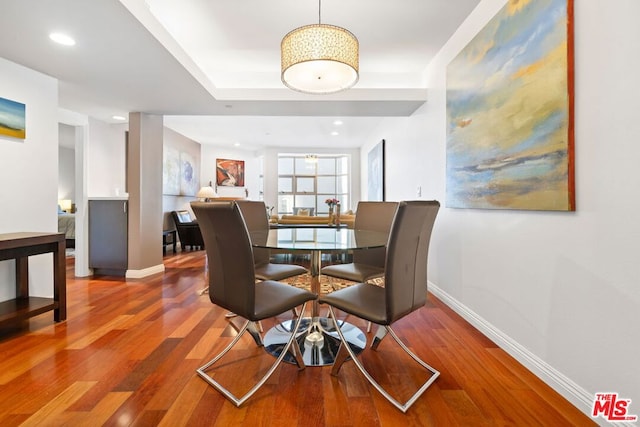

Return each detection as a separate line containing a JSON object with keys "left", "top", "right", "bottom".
{"left": 263, "top": 317, "right": 365, "bottom": 366}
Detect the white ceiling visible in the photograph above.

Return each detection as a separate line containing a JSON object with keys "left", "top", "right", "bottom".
{"left": 0, "top": 0, "right": 480, "bottom": 150}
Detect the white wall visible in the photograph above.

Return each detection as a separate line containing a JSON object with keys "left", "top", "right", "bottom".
{"left": 360, "top": 117, "right": 428, "bottom": 202}
{"left": 58, "top": 146, "right": 75, "bottom": 201}
{"left": 0, "top": 57, "right": 58, "bottom": 300}
{"left": 87, "top": 117, "right": 127, "bottom": 197}
{"left": 363, "top": 0, "right": 640, "bottom": 417}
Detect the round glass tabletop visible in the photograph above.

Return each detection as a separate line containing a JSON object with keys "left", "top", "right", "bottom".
{"left": 250, "top": 228, "right": 387, "bottom": 252}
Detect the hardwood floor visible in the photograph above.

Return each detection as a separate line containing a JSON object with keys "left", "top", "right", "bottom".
{"left": 0, "top": 251, "right": 595, "bottom": 426}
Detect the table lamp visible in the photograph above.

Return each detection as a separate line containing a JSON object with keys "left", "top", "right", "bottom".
{"left": 59, "top": 199, "right": 72, "bottom": 212}
{"left": 196, "top": 186, "right": 217, "bottom": 202}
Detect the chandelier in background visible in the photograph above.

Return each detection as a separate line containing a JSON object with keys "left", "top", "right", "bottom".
{"left": 281, "top": 0, "right": 359, "bottom": 94}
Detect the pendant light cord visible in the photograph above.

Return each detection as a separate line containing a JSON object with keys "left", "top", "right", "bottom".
{"left": 318, "top": 0, "right": 322, "bottom": 24}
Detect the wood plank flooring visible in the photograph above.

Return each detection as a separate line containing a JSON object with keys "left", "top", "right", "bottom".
{"left": 0, "top": 251, "right": 595, "bottom": 426}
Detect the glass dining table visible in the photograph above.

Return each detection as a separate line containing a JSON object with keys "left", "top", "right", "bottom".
{"left": 250, "top": 227, "right": 387, "bottom": 367}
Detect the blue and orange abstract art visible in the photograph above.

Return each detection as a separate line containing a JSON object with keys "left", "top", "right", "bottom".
{"left": 446, "top": 0, "right": 574, "bottom": 210}
{"left": 0, "top": 96, "right": 26, "bottom": 139}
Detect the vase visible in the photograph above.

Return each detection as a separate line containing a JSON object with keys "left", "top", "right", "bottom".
{"left": 335, "top": 204, "right": 341, "bottom": 226}
{"left": 328, "top": 206, "right": 334, "bottom": 224}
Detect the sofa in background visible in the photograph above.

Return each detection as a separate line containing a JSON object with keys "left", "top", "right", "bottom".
{"left": 273, "top": 212, "right": 356, "bottom": 228}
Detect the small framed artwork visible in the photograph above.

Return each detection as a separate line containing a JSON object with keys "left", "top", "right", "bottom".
{"left": 216, "top": 158, "right": 245, "bottom": 187}
{"left": 0, "top": 96, "right": 26, "bottom": 139}
{"left": 368, "top": 140, "right": 385, "bottom": 201}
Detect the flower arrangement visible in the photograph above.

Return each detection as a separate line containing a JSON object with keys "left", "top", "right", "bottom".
{"left": 325, "top": 198, "right": 340, "bottom": 207}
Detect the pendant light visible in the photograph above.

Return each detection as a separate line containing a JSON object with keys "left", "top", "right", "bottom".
{"left": 281, "top": 0, "right": 359, "bottom": 94}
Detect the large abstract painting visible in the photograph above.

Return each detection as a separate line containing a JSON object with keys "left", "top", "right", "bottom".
{"left": 368, "top": 140, "right": 385, "bottom": 201}
{"left": 216, "top": 158, "right": 245, "bottom": 187}
{"left": 0, "top": 96, "right": 26, "bottom": 139}
{"left": 163, "top": 129, "right": 200, "bottom": 196}
{"left": 446, "top": 0, "right": 574, "bottom": 211}
{"left": 180, "top": 152, "right": 198, "bottom": 196}
{"left": 163, "top": 147, "right": 180, "bottom": 195}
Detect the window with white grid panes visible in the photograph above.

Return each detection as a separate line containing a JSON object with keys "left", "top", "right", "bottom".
{"left": 277, "top": 155, "right": 349, "bottom": 215}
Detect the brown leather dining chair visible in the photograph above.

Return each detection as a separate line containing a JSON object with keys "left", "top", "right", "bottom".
{"left": 191, "top": 202, "right": 316, "bottom": 407}
{"left": 236, "top": 200, "right": 308, "bottom": 282}
{"left": 236, "top": 200, "right": 308, "bottom": 320}
{"left": 321, "top": 201, "right": 398, "bottom": 284}
{"left": 321, "top": 201, "right": 398, "bottom": 332}
{"left": 319, "top": 200, "right": 440, "bottom": 412}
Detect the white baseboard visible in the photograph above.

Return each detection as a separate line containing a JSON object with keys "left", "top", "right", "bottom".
{"left": 427, "top": 282, "right": 622, "bottom": 426}
{"left": 125, "top": 263, "right": 165, "bottom": 279}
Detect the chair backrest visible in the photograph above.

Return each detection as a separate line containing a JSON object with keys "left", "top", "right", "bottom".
{"left": 172, "top": 210, "right": 194, "bottom": 224}
{"left": 293, "top": 207, "right": 315, "bottom": 216}
{"left": 353, "top": 201, "right": 399, "bottom": 266}
{"left": 235, "top": 200, "right": 270, "bottom": 265}
{"left": 191, "top": 202, "right": 257, "bottom": 318}
{"left": 384, "top": 201, "right": 440, "bottom": 324}
{"left": 170, "top": 210, "right": 204, "bottom": 247}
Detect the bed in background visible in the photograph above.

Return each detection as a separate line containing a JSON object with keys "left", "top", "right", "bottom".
{"left": 58, "top": 212, "right": 75, "bottom": 248}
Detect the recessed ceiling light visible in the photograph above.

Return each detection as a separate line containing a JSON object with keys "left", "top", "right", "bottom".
{"left": 112, "top": 115, "right": 127, "bottom": 121}
{"left": 331, "top": 131, "right": 339, "bottom": 136}
{"left": 49, "top": 32, "right": 76, "bottom": 46}
{"left": 234, "top": 143, "right": 240, "bottom": 147}
{"left": 333, "top": 120, "right": 343, "bottom": 126}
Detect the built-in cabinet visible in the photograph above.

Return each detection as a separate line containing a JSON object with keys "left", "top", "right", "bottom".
{"left": 89, "top": 198, "right": 128, "bottom": 275}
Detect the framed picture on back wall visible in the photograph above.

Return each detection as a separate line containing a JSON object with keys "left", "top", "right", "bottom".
{"left": 216, "top": 158, "right": 245, "bottom": 187}
{"left": 368, "top": 140, "right": 385, "bottom": 201}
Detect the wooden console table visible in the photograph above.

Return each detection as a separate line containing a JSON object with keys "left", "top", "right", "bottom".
{"left": 162, "top": 229, "right": 177, "bottom": 254}
{"left": 0, "top": 232, "right": 67, "bottom": 326}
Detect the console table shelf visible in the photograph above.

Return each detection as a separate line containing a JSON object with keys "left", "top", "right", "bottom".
{"left": 0, "top": 232, "right": 67, "bottom": 326}
{"left": 0, "top": 297, "right": 57, "bottom": 326}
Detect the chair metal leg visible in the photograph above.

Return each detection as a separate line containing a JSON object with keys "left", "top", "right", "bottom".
{"left": 330, "top": 340, "right": 351, "bottom": 376}
{"left": 227, "top": 311, "right": 264, "bottom": 334}
{"left": 225, "top": 318, "right": 263, "bottom": 347}
{"left": 247, "top": 321, "right": 264, "bottom": 347}
{"left": 326, "top": 306, "right": 440, "bottom": 413}
{"left": 371, "top": 324, "right": 387, "bottom": 350}
{"left": 288, "top": 335, "right": 306, "bottom": 370}
{"left": 197, "top": 302, "right": 310, "bottom": 407}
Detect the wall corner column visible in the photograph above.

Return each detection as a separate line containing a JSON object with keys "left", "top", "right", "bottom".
{"left": 126, "top": 112, "right": 164, "bottom": 277}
